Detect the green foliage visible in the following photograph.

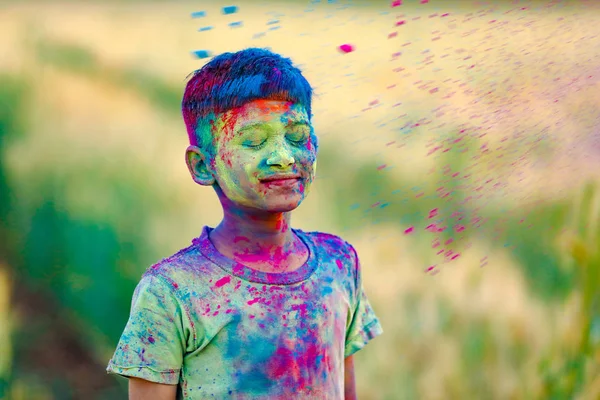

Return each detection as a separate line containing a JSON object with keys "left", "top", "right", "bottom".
{"left": 502, "top": 201, "right": 575, "bottom": 302}
{"left": 0, "top": 74, "right": 30, "bottom": 263}
{"left": 0, "top": 68, "right": 167, "bottom": 397}
{"left": 23, "top": 198, "right": 136, "bottom": 340}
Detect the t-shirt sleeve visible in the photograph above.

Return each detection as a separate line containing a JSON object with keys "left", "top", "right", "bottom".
{"left": 106, "top": 273, "right": 189, "bottom": 384}
{"left": 344, "top": 246, "right": 383, "bottom": 358}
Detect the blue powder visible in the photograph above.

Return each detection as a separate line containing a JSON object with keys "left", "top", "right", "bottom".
{"left": 222, "top": 6, "right": 239, "bottom": 15}
{"left": 192, "top": 50, "right": 212, "bottom": 59}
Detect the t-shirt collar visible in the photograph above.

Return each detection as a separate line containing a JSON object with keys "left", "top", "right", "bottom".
{"left": 193, "top": 226, "right": 318, "bottom": 285}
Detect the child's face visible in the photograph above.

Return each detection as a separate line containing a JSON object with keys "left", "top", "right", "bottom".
{"left": 210, "top": 99, "right": 317, "bottom": 213}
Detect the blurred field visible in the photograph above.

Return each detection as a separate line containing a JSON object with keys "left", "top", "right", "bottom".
{"left": 1, "top": 0, "right": 599, "bottom": 399}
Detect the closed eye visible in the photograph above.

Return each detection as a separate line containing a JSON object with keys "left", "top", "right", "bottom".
{"left": 240, "top": 131, "right": 268, "bottom": 148}
{"left": 243, "top": 139, "right": 267, "bottom": 148}
{"left": 288, "top": 137, "right": 308, "bottom": 145}
{"left": 286, "top": 128, "right": 310, "bottom": 144}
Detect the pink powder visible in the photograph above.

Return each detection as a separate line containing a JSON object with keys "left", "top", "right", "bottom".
{"left": 338, "top": 44, "right": 355, "bottom": 53}
{"left": 215, "top": 276, "right": 231, "bottom": 287}
{"left": 247, "top": 298, "right": 261, "bottom": 306}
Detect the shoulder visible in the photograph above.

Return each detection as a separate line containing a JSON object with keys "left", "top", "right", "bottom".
{"left": 300, "top": 230, "right": 364, "bottom": 297}
{"left": 139, "top": 240, "right": 211, "bottom": 292}
{"left": 297, "top": 229, "right": 359, "bottom": 265}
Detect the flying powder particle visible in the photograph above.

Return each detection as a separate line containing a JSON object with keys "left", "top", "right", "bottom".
{"left": 338, "top": 44, "right": 355, "bottom": 53}
{"left": 192, "top": 50, "right": 212, "bottom": 59}
{"left": 222, "top": 5, "right": 239, "bottom": 15}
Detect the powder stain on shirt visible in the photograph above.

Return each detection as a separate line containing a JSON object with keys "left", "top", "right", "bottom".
{"left": 107, "top": 226, "right": 382, "bottom": 399}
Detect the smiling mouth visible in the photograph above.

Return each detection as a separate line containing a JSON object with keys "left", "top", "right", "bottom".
{"left": 259, "top": 176, "right": 302, "bottom": 186}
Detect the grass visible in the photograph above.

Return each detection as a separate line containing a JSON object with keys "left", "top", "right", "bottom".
{"left": 539, "top": 181, "right": 600, "bottom": 399}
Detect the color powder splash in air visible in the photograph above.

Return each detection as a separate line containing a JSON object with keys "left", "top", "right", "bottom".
{"left": 185, "top": 0, "right": 600, "bottom": 272}
{"left": 329, "top": 0, "right": 600, "bottom": 272}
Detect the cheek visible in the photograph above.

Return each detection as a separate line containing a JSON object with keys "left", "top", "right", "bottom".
{"left": 214, "top": 156, "right": 229, "bottom": 178}
{"left": 214, "top": 152, "right": 257, "bottom": 188}
{"left": 218, "top": 150, "right": 234, "bottom": 169}
{"left": 243, "top": 163, "right": 256, "bottom": 180}
{"left": 214, "top": 157, "right": 239, "bottom": 192}
{"left": 298, "top": 148, "right": 317, "bottom": 172}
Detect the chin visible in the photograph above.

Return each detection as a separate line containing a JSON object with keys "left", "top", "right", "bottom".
{"left": 261, "top": 196, "right": 304, "bottom": 213}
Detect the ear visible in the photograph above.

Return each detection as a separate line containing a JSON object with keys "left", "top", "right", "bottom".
{"left": 185, "top": 145, "right": 215, "bottom": 186}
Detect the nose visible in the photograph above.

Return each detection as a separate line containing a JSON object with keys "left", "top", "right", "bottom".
{"left": 266, "top": 144, "right": 295, "bottom": 168}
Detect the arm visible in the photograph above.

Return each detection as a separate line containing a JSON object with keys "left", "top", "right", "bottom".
{"left": 129, "top": 377, "right": 177, "bottom": 400}
{"left": 344, "top": 355, "right": 357, "bottom": 400}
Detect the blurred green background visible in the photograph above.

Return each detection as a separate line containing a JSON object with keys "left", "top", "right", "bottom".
{"left": 1, "top": 0, "right": 599, "bottom": 399}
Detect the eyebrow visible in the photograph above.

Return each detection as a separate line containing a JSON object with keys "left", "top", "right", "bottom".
{"left": 237, "top": 122, "right": 270, "bottom": 132}
{"left": 237, "top": 120, "right": 310, "bottom": 132}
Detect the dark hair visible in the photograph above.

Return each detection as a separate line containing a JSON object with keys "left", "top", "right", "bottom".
{"left": 181, "top": 47, "right": 313, "bottom": 150}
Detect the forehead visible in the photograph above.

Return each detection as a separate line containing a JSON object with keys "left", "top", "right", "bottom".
{"left": 222, "top": 99, "right": 309, "bottom": 129}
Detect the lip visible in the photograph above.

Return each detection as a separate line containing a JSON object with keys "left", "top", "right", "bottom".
{"left": 259, "top": 174, "right": 302, "bottom": 182}
{"left": 259, "top": 175, "right": 302, "bottom": 186}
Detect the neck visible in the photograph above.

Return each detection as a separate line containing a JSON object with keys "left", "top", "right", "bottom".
{"left": 211, "top": 205, "right": 296, "bottom": 258}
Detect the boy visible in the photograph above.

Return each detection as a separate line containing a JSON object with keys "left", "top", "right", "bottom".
{"left": 107, "top": 48, "right": 383, "bottom": 400}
